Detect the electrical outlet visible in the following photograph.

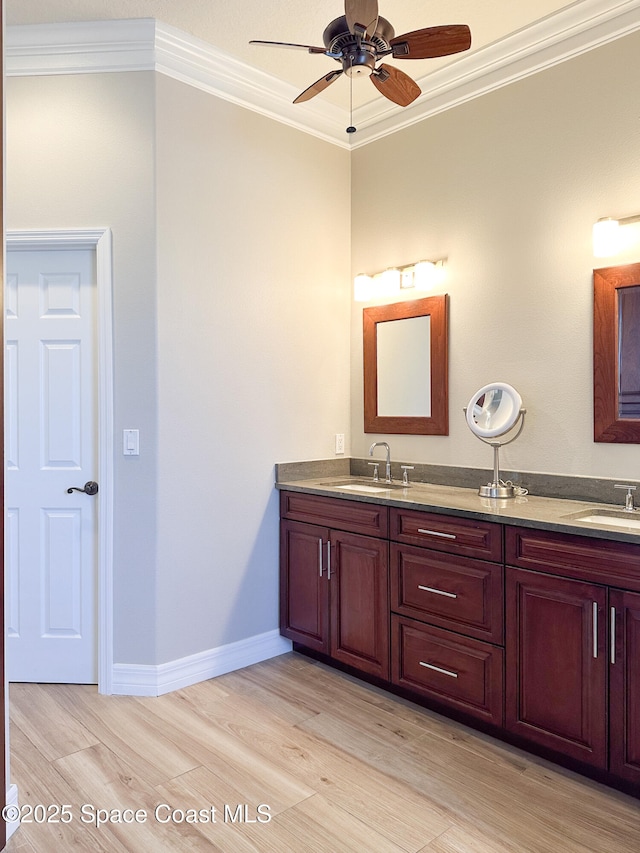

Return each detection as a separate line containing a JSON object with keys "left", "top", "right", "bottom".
{"left": 335, "top": 433, "right": 345, "bottom": 455}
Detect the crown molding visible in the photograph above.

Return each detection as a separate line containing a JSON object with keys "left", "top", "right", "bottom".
{"left": 350, "top": 0, "right": 640, "bottom": 146}
{"left": 5, "top": 18, "right": 156, "bottom": 75}
{"left": 152, "top": 22, "right": 348, "bottom": 149}
{"left": 6, "top": 0, "right": 640, "bottom": 149}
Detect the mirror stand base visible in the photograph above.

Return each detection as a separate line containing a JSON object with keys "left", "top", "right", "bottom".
{"left": 478, "top": 483, "right": 517, "bottom": 499}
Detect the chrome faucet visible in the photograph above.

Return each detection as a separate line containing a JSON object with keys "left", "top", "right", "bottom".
{"left": 369, "top": 441, "right": 392, "bottom": 484}
{"left": 614, "top": 483, "right": 637, "bottom": 512}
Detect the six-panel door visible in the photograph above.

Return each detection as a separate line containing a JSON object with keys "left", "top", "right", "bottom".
{"left": 6, "top": 247, "right": 99, "bottom": 683}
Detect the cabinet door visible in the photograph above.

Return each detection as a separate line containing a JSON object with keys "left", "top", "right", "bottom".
{"left": 609, "top": 589, "right": 640, "bottom": 785}
{"left": 506, "top": 568, "right": 607, "bottom": 768}
{"left": 280, "top": 520, "right": 329, "bottom": 653}
{"left": 330, "top": 530, "right": 390, "bottom": 679}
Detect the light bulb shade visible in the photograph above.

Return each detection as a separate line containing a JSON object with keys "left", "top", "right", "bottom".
{"left": 380, "top": 268, "right": 401, "bottom": 296}
{"left": 413, "top": 261, "right": 437, "bottom": 290}
{"left": 593, "top": 218, "right": 621, "bottom": 258}
{"left": 354, "top": 273, "right": 374, "bottom": 301}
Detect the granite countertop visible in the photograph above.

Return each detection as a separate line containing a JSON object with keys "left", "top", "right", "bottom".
{"left": 276, "top": 475, "right": 640, "bottom": 545}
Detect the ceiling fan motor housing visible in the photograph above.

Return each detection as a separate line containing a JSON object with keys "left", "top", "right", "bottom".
{"left": 323, "top": 15, "right": 395, "bottom": 77}
{"left": 345, "top": 46, "right": 376, "bottom": 76}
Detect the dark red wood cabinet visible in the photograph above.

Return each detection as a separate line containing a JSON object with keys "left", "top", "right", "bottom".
{"left": 507, "top": 526, "right": 640, "bottom": 786}
{"left": 389, "top": 508, "right": 505, "bottom": 725}
{"left": 280, "top": 494, "right": 389, "bottom": 679}
{"left": 392, "top": 614, "right": 504, "bottom": 725}
{"left": 280, "top": 492, "right": 640, "bottom": 795}
{"left": 280, "top": 519, "right": 329, "bottom": 654}
{"left": 506, "top": 567, "right": 607, "bottom": 767}
{"left": 609, "top": 589, "right": 640, "bottom": 785}
{"left": 390, "top": 542, "right": 504, "bottom": 644}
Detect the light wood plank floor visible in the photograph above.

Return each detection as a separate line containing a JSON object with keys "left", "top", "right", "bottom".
{"left": 5, "top": 652, "right": 640, "bottom": 852}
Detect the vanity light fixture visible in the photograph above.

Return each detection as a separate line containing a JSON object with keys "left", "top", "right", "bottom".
{"left": 353, "top": 272, "right": 375, "bottom": 301}
{"left": 381, "top": 267, "right": 401, "bottom": 294}
{"left": 593, "top": 214, "right": 640, "bottom": 258}
{"left": 354, "top": 259, "right": 446, "bottom": 302}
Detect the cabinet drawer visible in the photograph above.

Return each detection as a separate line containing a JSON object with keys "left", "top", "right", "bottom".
{"left": 280, "top": 491, "right": 388, "bottom": 537}
{"left": 392, "top": 616, "right": 504, "bottom": 726}
{"left": 391, "top": 544, "right": 503, "bottom": 644}
{"left": 506, "top": 526, "right": 640, "bottom": 591}
{"left": 391, "top": 508, "right": 502, "bottom": 561}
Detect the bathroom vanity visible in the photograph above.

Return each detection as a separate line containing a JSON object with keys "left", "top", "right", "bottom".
{"left": 277, "top": 474, "right": 640, "bottom": 797}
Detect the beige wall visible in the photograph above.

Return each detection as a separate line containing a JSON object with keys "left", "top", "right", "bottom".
{"left": 350, "top": 30, "right": 640, "bottom": 483}
{"left": 8, "top": 25, "right": 640, "bottom": 668}
{"left": 154, "top": 76, "right": 351, "bottom": 660}
{"left": 6, "top": 72, "right": 160, "bottom": 663}
{"left": 6, "top": 70, "right": 351, "bottom": 665}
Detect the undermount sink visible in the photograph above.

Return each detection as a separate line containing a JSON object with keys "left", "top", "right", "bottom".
{"left": 326, "top": 478, "right": 407, "bottom": 493}
{"left": 563, "top": 509, "right": 640, "bottom": 530}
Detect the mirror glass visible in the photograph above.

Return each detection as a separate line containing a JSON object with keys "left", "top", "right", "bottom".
{"left": 594, "top": 263, "right": 640, "bottom": 442}
{"left": 363, "top": 295, "right": 448, "bottom": 435}
{"left": 377, "top": 315, "right": 431, "bottom": 417}
{"left": 617, "top": 285, "right": 640, "bottom": 418}
{"left": 465, "top": 382, "right": 522, "bottom": 438}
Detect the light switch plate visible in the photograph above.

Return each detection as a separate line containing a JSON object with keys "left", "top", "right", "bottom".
{"left": 123, "top": 429, "right": 140, "bottom": 456}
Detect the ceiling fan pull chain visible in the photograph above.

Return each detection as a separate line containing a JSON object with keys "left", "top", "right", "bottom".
{"left": 347, "top": 67, "right": 357, "bottom": 134}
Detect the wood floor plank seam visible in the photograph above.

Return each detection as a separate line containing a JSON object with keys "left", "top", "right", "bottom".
{"left": 5, "top": 653, "right": 640, "bottom": 853}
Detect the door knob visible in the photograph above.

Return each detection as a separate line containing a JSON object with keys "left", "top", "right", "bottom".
{"left": 67, "top": 481, "right": 99, "bottom": 496}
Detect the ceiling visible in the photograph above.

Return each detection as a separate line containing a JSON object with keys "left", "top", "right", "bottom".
{"left": 7, "top": 0, "right": 579, "bottom": 111}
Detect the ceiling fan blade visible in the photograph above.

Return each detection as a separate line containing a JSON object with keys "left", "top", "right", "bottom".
{"left": 390, "top": 25, "right": 472, "bottom": 59}
{"left": 345, "top": 0, "right": 379, "bottom": 38}
{"left": 293, "top": 70, "right": 344, "bottom": 104}
{"left": 249, "top": 40, "right": 327, "bottom": 55}
{"left": 371, "top": 64, "right": 421, "bottom": 107}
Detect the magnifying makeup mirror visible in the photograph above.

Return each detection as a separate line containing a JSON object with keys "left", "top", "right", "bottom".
{"left": 464, "top": 382, "right": 526, "bottom": 498}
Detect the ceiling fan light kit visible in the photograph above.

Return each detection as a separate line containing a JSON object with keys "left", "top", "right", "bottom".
{"left": 250, "top": 0, "right": 471, "bottom": 122}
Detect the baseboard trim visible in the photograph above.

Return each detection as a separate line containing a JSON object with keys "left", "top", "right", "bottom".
{"left": 5, "top": 784, "right": 19, "bottom": 840}
{"left": 110, "top": 630, "right": 292, "bottom": 696}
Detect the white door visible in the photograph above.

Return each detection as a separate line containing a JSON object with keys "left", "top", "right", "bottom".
{"left": 6, "top": 247, "right": 98, "bottom": 683}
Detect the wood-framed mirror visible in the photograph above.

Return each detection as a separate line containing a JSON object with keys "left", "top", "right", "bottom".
{"left": 363, "top": 294, "right": 448, "bottom": 435}
{"left": 594, "top": 262, "right": 640, "bottom": 442}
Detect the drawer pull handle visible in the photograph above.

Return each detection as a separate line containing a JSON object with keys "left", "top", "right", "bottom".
{"left": 418, "top": 584, "right": 457, "bottom": 599}
{"left": 593, "top": 601, "right": 598, "bottom": 659}
{"left": 610, "top": 606, "right": 616, "bottom": 665}
{"left": 327, "top": 540, "right": 331, "bottom": 581}
{"left": 318, "top": 539, "right": 323, "bottom": 577}
{"left": 419, "top": 661, "right": 458, "bottom": 678}
{"left": 417, "top": 528, "right": 457, "bottom": 540}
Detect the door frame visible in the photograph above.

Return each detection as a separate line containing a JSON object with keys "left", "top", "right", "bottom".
{"left": 6, "top": 228, "right": 114, "bottom": 693}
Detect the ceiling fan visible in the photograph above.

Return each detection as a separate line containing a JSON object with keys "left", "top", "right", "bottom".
{"left": 249, "top": 0, "right": 471, "bottom": 110}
